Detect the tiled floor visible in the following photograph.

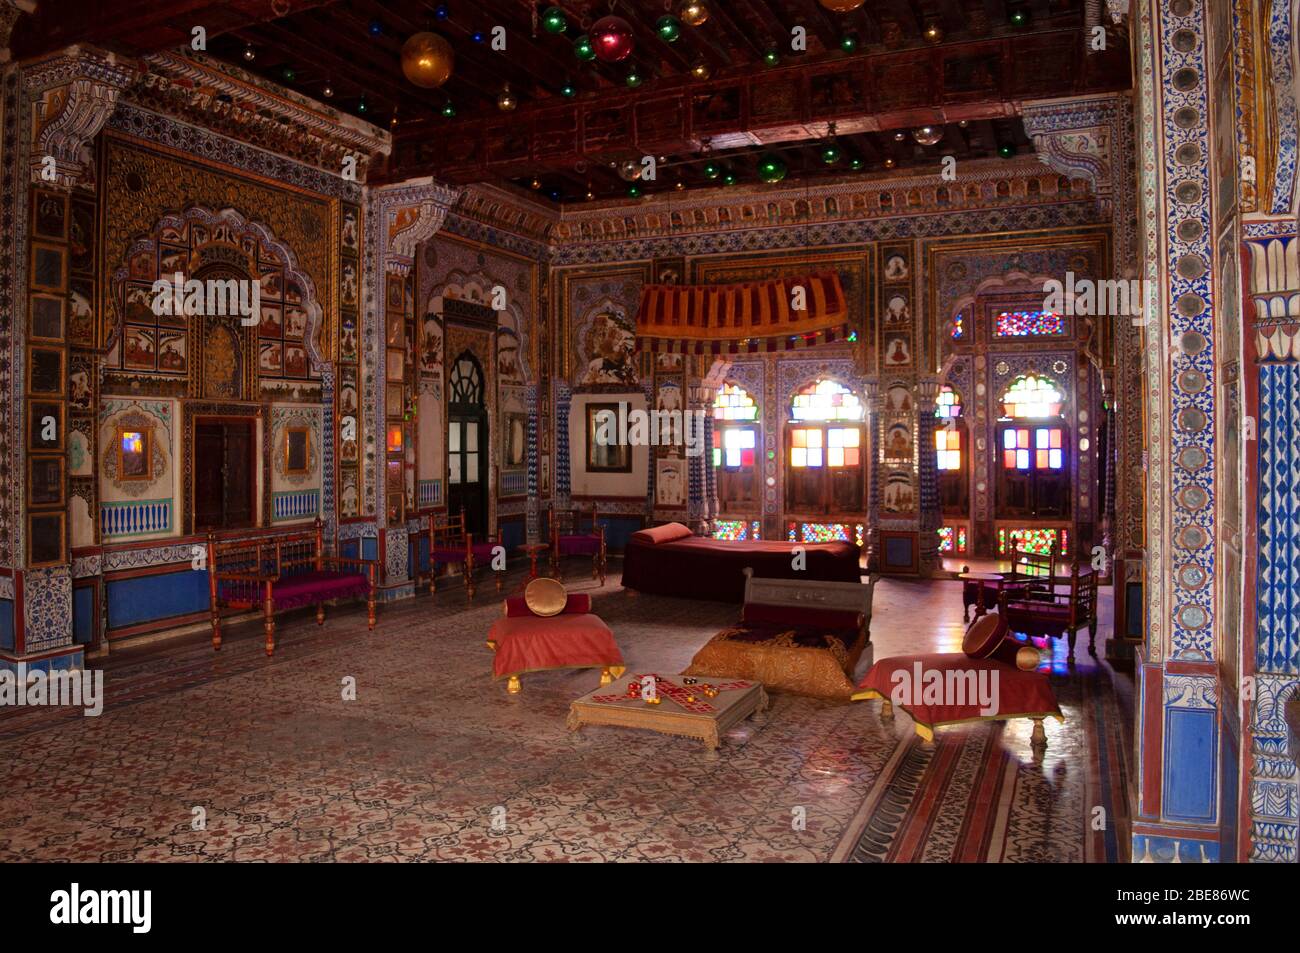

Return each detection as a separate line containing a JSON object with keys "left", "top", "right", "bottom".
{"left": 0, "top": 564, "right": 1133, "bottom": 862}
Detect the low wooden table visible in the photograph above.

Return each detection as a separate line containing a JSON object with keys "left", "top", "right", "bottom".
{"left": 567, "top": 671, "right": 768, "bottom": 756}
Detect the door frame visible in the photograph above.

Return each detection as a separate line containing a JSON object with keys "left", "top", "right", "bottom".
{"left": 183, "top": 403, "right": 264, "bottom": 535}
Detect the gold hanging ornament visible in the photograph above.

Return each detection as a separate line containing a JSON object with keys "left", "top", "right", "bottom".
{"left": 679, "top": 2, "right": 710, "bottom": 27}
{"left": 818, "top": 0, "right": 867, "bottom": 12}
{"left": 401, "top": 32, "right": 454, "bottom": 89}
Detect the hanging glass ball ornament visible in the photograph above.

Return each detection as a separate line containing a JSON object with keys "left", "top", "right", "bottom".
{"left": 542, "top": 6, "right": 568, "bottom": 35}
{"left": 400, "top": 32, "right": 454, "bottom": 89}
{"left": 591, "top": 15, "right": 635, "bottom": 63}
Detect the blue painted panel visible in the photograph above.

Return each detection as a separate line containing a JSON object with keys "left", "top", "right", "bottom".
{"left": 107, "top": 570, "right": 210, "bottom": 629}
{"left": 361, "top": 537, "right": 378, "bottom": 562}
{"left": 1163, "top": 707, "right": 1218, "bottom": 823}
{"left": 601, "top": 516, "right": 642, "bottom": 553}
{"left": 339, "top": 538, "right": 360, "bottom": 560}
{"left": 499, "top": 520, "right": 526, "bottom": 551}
{"left": 886, "top": 535, "right": 915, "bottom": 569}
{"left": 73, "top": 586, "right": 95, "bottom": 644}
{"left": 0, "top": 599, "right": 13, "bottom": 651}
{"left": 408, "top": 534, "right": 431, "bottom": 576}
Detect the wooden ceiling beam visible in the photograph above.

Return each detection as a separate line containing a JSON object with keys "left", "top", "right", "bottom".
{"left": 11, "top": 0, "right": 344, "bottom": 59}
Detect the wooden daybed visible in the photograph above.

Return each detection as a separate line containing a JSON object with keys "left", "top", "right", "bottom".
{"left": 684, "top": 568, "right": 875, "bottom": 699}
{"left": 622, "top": 522, "right": 862, "bottom": 603}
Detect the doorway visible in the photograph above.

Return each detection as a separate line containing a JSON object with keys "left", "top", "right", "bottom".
{"left": 194, "top": 417, "right": 258, "bottom": 531}
{"left": 447, "top": 352, "right": 488, "bottom": 536}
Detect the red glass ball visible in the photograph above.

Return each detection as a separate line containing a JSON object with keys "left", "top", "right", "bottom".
{"left": 591, "top": 15, "right": 635, "bottom": 63}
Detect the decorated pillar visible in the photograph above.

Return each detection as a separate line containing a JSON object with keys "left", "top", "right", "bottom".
{"left": 863, "top": 378, "right": 882, "bottom": 572}
{"left": 1239, "top": 233, "right": 1300, "bottom": 862}
{"left": 1023, "top": 91, "right": 1144, "bottom": 646}
{"left": 1127, "top": 0, "right": 1225, "bottom": 862}
{"left": 915, "top": 377, "right": 942, "bottom": 577}
{"left": 364, "top": 178, "right": 458, "bottom": 599}
{"left": 2, "top": 43, "right": 133, "bottom": 672}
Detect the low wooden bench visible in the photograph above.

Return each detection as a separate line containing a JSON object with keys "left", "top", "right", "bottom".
{"left": 207, "top": 518, "right": 378, "bottom": 657}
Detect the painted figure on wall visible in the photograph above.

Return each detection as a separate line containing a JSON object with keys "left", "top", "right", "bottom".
{"left": 580, "top": 309, "right": 637, "bottom": 386}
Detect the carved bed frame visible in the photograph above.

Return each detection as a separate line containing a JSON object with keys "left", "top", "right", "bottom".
{"left": 741, "top": 566, "right": 875, "bottom": 667}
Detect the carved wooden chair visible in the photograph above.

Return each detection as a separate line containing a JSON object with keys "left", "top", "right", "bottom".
{"left": 427, "top": 509, "right": 503, "bottom": 601}
{"left": 998, "top": 560, "right": 1099, "bottom": 658}
{"left": 550, "top": 503, "right": 606, "bottom": 586}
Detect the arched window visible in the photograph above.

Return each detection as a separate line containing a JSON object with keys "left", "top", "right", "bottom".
{"left": 786, "top": 379, "right": 865, "bottom": 515}
{"left": 934, "top": 385, "right": 968, "bottom": 516}
{"left": 713, "top": 382, "right": 759, "bottom": 510}
{"left": 996, "top": 374, "right": 1069, "bottom": 519}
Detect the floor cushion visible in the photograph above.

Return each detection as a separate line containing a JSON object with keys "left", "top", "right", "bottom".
{"left": 486, "top": 612, "right": 623, "bottom": 681}
{"left": 851, "top": 652, "right": 1061, "bottom": 740}
{"left": 684, "top": 619, "right": 869, "bottom": 699}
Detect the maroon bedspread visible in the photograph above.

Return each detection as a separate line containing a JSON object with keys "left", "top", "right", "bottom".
{"left": 621, "top": 535, "right": 860, "bottom": 602}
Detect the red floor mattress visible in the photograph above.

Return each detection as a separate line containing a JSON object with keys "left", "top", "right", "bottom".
{"left": 620, "top": 522, "right": 862, "bottom": 602}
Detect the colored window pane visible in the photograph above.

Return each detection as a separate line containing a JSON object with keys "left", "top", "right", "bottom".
{"left": 1001, "top": 374, "right": 1064, "bottom": 419}
{"left": 995, "top": 310, "right": 1065, "bottom": 337}
{"left": 713, "top": 383, "right": 758, "bottom": 421}
{"left": 935, "top": 386, "right": 962, "bottom": 419}
{"left": 714, "top": 520, "right": 762, "bottom": 541}
{"left": 789, "top": 379, "right": 863, "bottom": 421}
{"left": 951, "top": 314, "right": 964, "bottom": 339}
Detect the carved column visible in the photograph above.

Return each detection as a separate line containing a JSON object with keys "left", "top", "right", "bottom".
{"left": 863, "top": 378, "right": 882, "bottom": 572}
{"left": 365, "top": 178, "right": 460, "bottom": 598}
{"left": 915, "top": 377, "right": 943, "bottom": 577}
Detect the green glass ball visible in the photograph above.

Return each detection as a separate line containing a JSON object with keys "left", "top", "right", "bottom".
{"left": 998, "top": 144, "right": 1015, "bottom": 158}
{"left": 820, "top": 144, "right": 842, "bottom": 165}
{"left": 574, "top": 35, "right": 596, "bottom": 61}
{"left": 840, "top": 34, "right": 858, "bottom": 53}
{"left": 560, "top": 82, "right": 576, "bottom": 98}
{"left": 758, "top": 155, "right": 787, "bottom": 183}
{"left": 281, "top": 66, "right": 296, "bottom": 82}
{"left": 849, "top": 157, "right": 864, "bottom": 170}
{"left": 723, "top": 172, "right": 737, "bottom": 185}
{"left": 542, "top": 6, "right": 568, "bottom": 34}
{"left": 763, "top": 49, "right": 780, "bottom": 66}
{"left": 656, "top": 15, "right": 682, "bottom": 42}
{"left": 627, "top": 184, "right": 642, "bottom": 198}
{"left": 702, "top": 161, "right": 721, "bottom": 180}
{"left": 1009, "top": 9, "right": 1028, "bottom": 26}
{"left": 441, "top": 101, "right": 456, "bottom": 117}
{"left": 625, "top": 70, "right": 642, "bottom": 88}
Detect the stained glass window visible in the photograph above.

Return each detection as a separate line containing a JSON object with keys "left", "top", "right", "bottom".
{"left": 713, "top": 520, "right": 761, "bottom": 541}
{"left": 790, "top": 379, "right": 863, "bottom": 422}
{"left": 1001, "top": 426, "right": 1064, "bottom": 470}
{"left": 995, "top": 310, "right": 1065, "bottom": 337}
{"left": 937, "top": 526, "right": 968, "bottom": 554}
{"left": 998, "top": 527, "right": 1069, "bottom": 558}
{"left": 935, "top": 385, "right": 962, "bottom": 419}
{"left": 790, "top": 426, "right": 860, "bottom": 468}
{"left": 789, "top": 522, "right": 865, "bottom": 547}
{"left": 1001, "top": 374, "right": 1064, "bottom": 419}
{"left": 936, "top": 428, "right": 962, "bottom": 470}
{"left": 712, "top": 427, "right": 757, "bottom": 468}
{"left": 951, "top": 314, "right": 965, "bottom": 339}
{"left": 713, "top": 382, "right": 758, "bottom": 421}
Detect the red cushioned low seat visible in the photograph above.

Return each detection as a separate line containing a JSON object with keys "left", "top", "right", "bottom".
{"left": 270, "top": 570, "right": 370, "bottom": 611}
{"left": 852, "top": 652, "right": 1062, "bottom": 745}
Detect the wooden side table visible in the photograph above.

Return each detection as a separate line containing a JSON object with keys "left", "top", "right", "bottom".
{"left": 521, "top": 543, "right": 549, "bottom": 581}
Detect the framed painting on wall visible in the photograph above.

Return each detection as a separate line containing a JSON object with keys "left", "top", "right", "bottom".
{"left": 28, "top": 346, "right": 65, "bottom": 395}
{"left": 31, "top": 243, "right": 67, "bottom": 292}
{"left": 29, "top": 455, "right": 65, "bottom": 507}
{"left": 117, "top": 426, "right": 153, "bottom": 481}
{"left": 29, "top": 511, "right": 66, "bottom": 567}
{"left": 29, "top": 293, "right": 66, "bottom": 342}
{"left": 29, "top": 400, "right": 64, "bottom": 451}
{"left": 285, "top": 426, "right": 311, "bottom": 474}
{"left": 586, "top": 403, "right": 631, "bottom": 473}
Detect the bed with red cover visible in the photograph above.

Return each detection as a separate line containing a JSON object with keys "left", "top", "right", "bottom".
{"left": 621, "top": 522, "right": 861, "bottom": 602}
